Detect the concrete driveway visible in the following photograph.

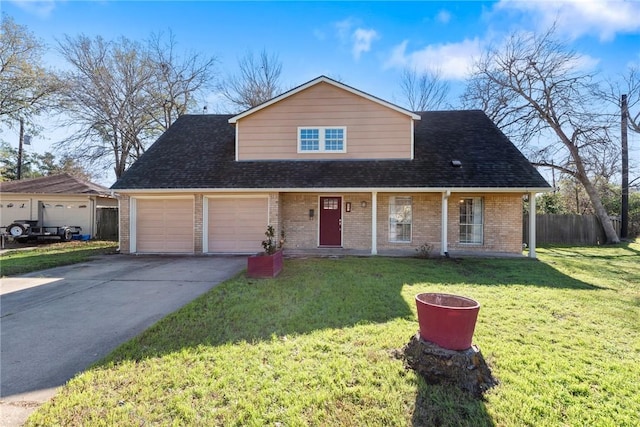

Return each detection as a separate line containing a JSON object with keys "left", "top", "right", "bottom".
{"left": 0, "top": 255, "right": 246, "bottom": 426}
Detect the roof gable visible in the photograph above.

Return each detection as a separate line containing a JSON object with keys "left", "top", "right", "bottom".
{"left": 228, "top": 75, "right": 421, "bottom": 124}
{"left": 0, "top": 173, "right": 112, "bottom": 196}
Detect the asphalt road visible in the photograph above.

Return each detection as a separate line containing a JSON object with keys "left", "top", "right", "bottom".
{"left": 0, "top": 255, "right": 246, "bottom": 426}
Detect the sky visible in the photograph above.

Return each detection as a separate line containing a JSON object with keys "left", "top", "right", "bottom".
{"left": 2, "top": 0, "right": 640, "bottom": 185}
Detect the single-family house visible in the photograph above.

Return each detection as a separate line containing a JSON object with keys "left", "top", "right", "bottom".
{"left": 0, "top": 173, "right": 117, "bottom": 238}
{"left": 111, "top": 76, "right": 550, "bottom": 257}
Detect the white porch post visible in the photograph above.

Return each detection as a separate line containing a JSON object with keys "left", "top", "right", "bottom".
{"left": 441, "top": 190, "right": 450, "bottom": 256}
{"left": 371, "top": 191, "right": 378, "bottom": 255}
{"left": 529, "top": 192, "right": 537, "bottom": 259}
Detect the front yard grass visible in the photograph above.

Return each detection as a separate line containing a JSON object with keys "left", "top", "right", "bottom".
{"left": 0, "top": 240, "right": 118, "bottom": 276}
{"left": 27, "top": 241, "right": 640, "bottom": 426}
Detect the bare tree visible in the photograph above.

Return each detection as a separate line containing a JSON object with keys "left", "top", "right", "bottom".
{"left": 56, "top": 32, "right": 217, "bottom": 179}
{"left": 56, "top": 35, "right": 155, "bottom": 178}
{"left": 619, "top": 67, "right": 640, "bottom": 188}
{"left": 623, "top": 67, "right": 640, "bottom": 135}
{"left": 397, "top": 67, "right": 450, "bottom": 111}
{"left": 462, "top": 25, "right": 620, "bottom": 243}
{"left": 0, "top": 14, "right": 61, "bottom": 130}
{"left": 218, "top": 50, "right": 283, "bottom": 111}
{"left": 146, "top": 31, "right": 217, "bottom": 130}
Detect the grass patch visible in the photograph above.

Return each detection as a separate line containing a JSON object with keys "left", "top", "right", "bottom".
{"left": 27, "top": 241, "right": 640, "bottom": 426}
{"left": 0, "top": 241, "right": 119, "bottom": 276}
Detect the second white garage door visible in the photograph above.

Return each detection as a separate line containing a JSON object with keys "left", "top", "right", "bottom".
{"left": 42, "top": 201, "right": 91, "bottom": 235}
{"left": 207, "top": 197, "right": 268, "bottom": 253}
{"left": 136, "top": 198, "right": 194, "bottom": 253}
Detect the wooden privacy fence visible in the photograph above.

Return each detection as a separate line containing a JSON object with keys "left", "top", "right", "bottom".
{"left": 96, "top": 207, "right": 119, "bottom": 241}
{"left": 523, "top": 214, "right": 621, "bottom": 245}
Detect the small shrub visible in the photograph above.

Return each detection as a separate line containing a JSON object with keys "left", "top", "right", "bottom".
{"left": 261, "top": 226, "right": 285, "bottom": 255}
{"left": 415, "top": 242, "right": 433, "bottom": 259}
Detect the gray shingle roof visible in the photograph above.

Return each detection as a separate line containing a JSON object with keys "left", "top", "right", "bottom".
{"left": 1, "top": 173, "right": 112, "bottom": 196}
{"left": 111, "top": 111, "right": 550, "bottom": 190}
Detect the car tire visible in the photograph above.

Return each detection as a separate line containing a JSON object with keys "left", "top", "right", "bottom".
{"left": 7, "top": 223, "right": 27, "bottom": 238}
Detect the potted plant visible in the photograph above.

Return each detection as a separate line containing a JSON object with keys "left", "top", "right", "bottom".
{"left": 247, "top": 225, "right": 285, "bottom": 278}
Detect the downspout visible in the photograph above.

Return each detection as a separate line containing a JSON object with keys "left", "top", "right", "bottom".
{"left": 528, "top": 192, "right": 537, "bottom": 259}
{"left": 371, "top": 191, "right": 378, "bottom": 255}
{"left": 441, "top": 190, "right": 450, "bottom": 256}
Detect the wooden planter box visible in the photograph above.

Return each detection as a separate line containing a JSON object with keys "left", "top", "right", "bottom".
{"left": 247, "top": 250, "right": 283, "bottom": 278}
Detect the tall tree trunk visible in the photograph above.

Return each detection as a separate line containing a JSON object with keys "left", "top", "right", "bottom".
{"left": 573, "top": 152, "right": 620, "bottom": 243}
{"left": 578, "top": 175, "right": 619, "bottom": 243}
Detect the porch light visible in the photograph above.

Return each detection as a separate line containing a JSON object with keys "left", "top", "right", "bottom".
{"left": 361, "top": 201, "right": 367, "bottom": 208}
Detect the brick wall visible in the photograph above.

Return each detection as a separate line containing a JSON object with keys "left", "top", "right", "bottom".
{"left": 447, "top": 193, "right": 523, "bottom": 254}
{"left": 194, "top": 194, "right": 203, "bottom": 253}
{"left": 376, "top": 193, "right": 442, "bottom": 253}
{"left": 341, "top": 193, "right": 372, "bottom": 250}
{"left": 268, "top": 192, "right": 281, "bottom": 244}
{"left": 281, "top": 193, "right": 372, "bottom": 250}
{"left": 119, "top": 194, "right": 130, "bottom": 254}
{"left": 281, "top": 193, "right": 318, "bottom": 249}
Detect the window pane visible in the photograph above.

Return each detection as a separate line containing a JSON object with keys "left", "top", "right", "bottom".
{"left": 324, "top": 128, "right": 344, "bottom": 151}
{"left": 323, "top": 198, "right": 338, "bottom": 210}
{"left": 389, "top": 196, "right": 412, "bottom": 242}
{"left": 300, "top": 128, "right": 320, "bottom": 151}
{"left": 459, "top": 198, "right": 483, "bottom": 244}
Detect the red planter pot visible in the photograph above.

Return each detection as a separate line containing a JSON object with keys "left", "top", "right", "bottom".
{"left": 247, "top": 250, "right": 283, "bottom": 278}
{"left": 415, "top": 293, "right": 480, "bottom": 351}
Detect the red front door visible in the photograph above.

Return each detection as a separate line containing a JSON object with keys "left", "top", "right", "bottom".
{"left": 319, "top": 197, "right": 342, "bottom": 246}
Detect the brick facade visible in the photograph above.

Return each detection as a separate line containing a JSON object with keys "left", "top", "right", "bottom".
{"left": 118, "top": 191, "right": 525, "bottom": 256}
{"left": 194, "top": 194, "right": 203, "bottom": 253}
{"left": 118, "top": 194, "right": 130, "bottom": 254}
{"left": 447, "top": 193, "right": 523, "bottom": 254}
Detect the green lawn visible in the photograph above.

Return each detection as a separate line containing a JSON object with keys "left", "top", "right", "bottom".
{"left": 0, "top": 240, "right": 119, "bottom": 277}
{"left": 26, "top": 242, "right": 640, "bottom": 426}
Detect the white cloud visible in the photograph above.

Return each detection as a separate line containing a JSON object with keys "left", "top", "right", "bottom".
{"left": 333, "top": 18, "right": 380, "bottom": 60}
{"left": 352, "top": 28, "right": 379, "bottom": 60}
{"left": 384, "top": 38, "right": 483, "bottom": 80}
{"left": 436, "top": 10, "right": 451, "bottom": 24}
{"left": 8, "top": 0, "right": 61, "bottom": 18}
{"left": 496, "top": 0, "right": 640, "bottom": 41}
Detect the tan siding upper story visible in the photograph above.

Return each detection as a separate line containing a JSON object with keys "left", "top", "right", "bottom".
{"left": 236, "top": 82, "right": 414, "bottom": 160}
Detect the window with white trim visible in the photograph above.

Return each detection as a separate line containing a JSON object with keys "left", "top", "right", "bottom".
{"left": 389, "top": 196, "right": 412, "bottom": 242}
{"left": 459, "top": 197, "right": 483, "bottom": 244}
{"left": 298, "top": 127, "right": 346, "bottom": 153}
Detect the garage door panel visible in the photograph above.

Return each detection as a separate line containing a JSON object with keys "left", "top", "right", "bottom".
{"left": 41, "top": 202, "right": 91, "bottom": 234}
{"left": 136, "top": 199, "right": 193, "bottom": 253}
{"left": 208, "top": 198, "right": 268, "bottom": 253}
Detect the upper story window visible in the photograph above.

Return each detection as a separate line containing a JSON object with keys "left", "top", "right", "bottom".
{"left": 298, "top": 127, "right": 346, "bottom": 153}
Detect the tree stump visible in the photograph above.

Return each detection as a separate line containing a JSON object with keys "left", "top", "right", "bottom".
{"left": 400, "top": 333, "right": 498, "bottom": 398}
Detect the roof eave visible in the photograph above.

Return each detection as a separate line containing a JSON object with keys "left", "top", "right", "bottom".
{"left": 112, "top": 186, "right": 552, "bottom": 194}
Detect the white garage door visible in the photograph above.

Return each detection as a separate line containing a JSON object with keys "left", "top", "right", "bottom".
{"left": 207, "top": 197, "right": 268, "bottom": 253}
{"left": 0, "top": 200, "right": 31, "bottom": 228}
{"left": 136, "top": 199, "right": 194, "bottom": 253}
{"left": 42, "top": 202, "right": 91, "bottom": 234}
